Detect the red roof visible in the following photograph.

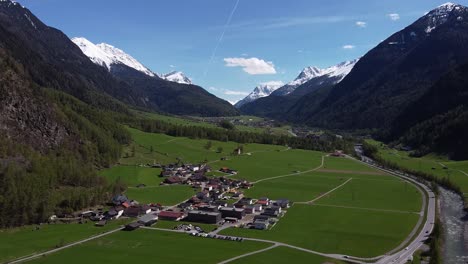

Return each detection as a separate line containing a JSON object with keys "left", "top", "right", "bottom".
{"left": 256, "top": 200, "right": 269, "bottom": 205}
{"left": 158, "top": 211, "right": 184, "bottom": 218}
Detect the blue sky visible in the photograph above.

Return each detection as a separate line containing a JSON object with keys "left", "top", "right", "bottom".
{"left": 20, "top": 0, "right": 468, "bottom": 103}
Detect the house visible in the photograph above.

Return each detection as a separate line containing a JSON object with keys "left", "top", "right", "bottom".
{"left": 138, "top": 213, "right": 158, "bottom": 226}
{"left": 124, "top": 206, "right": 141, "bottom": 217}
{"left": 164, "top": 176, "right": 182, "bottom": 184}
{"left": 244, "top": 205, "right": 256, "bottom": 214}
{"left": 219, "top": 207, "right": 245, "bottom": 219}
{"left": 256, "top": 197, "right": 270, "bottom": 206}
{"left": 253, "top": 215, "right": 270, "bottom": 221}
{"left": 198, "top": 205, "right": 219, "bottom": 212}
{"left": 331, "top": 150, "right": 345, "bottom": 157}
{"left": 124, "top": 222, "right": 142, "bottom": 231}
{"left": 253, "top": 219, "right": 269, "bottom": 230}
{"left": 185, "top": 210, "right": 221, "bottom": 224}
{"left": 213, "top": 200, "right": 228, "bottom": 207}
{"left": 262, "top": 207, "right": 280, "bottom": 217}
{"left": 273, "top": 199, "right": 290, "bottom": 209}
{"left": 158, "top": 211, "right": 185, "bottom": 221}
{"left": 140, "top": 205, "right": 152, "bottom": 215}
{"left": 112, "top": 194, "right": 128, "bottom": 205}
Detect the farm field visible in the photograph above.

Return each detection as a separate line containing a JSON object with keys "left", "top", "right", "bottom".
{"left": 98, "top": 166, "right": 162, "bottom": 187}
{"left": 231, "top": 246, "right": 344, "bottom": 264}
{"left": 220, "top": 204, "right": 420, "bottom": 258}
{"left": 316, "top": 173, "right": 422, "bottom": 212}
{"left": 243, "top": 172, "right": 346, "bottom": 202}
{"left": 125, "top": 185, "right": 195, "bottom": 205}
{"left": 0, "top": 220, "right": 130, "bottom": 263}
{"left": 367, "top": 140, "right": 468, "bottom": 202}
{"left": 30, "top": 229, "right": 271, "bottom": 264}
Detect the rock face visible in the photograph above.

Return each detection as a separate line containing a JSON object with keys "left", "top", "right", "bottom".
{"left": 0, "top": 54, "right": 67, "bottom": 152}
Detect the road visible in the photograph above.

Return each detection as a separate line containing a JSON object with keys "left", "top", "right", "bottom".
{"left": 352, "top": 148, "right": 436, "bottom": 264}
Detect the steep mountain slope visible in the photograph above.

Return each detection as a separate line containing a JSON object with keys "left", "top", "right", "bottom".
{"left": 234, "top": 83, "right": 282, "bottom": 108}
{"left": 290, "top": 3, "right": 468, "bottom": 130}
{"left": 110, "top": 63, "right": 238, "bottom": 116}
{"left": 394, "top": 61, "right": 468, "bottom": 159}
{"left": 239, "top": 59, "right": 358, "bottom": 118}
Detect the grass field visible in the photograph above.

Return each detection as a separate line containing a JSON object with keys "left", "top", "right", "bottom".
{"left": 30, "top": 229, "right": 271, "bottom": 264}
{"left": 367, "top": 140, "right": 468, "bottom": 203}
{"left": 243, "top": 172, "right": 346, "bottom": 202}
{"left": 99, "top": 166, "right": 162, "bottom": 187}
{"left": 0, "top": 220, "right": 130, "bottom": 263}
{"left": 220, "top": 204, "right": 419, "bottom": 258}
{"left": 231, "top": 246, "right": 344, "bottom": 264}
{"left": 125, "top": 185, "right": 195, "bottom": 205}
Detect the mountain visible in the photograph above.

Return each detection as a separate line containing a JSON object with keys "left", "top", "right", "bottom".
{"left": 239, "top": 59, "right": 358, "bottom": 117}
{"left": 161, "top": 71, "right": 192, "bottom": 84}
{"left": 272, "top": 59, "right": 358, "bottom": 96}
{"left": 234, "top": 83, "right": 282, "bottom": 108}
{"left": 72, "top": 37, "right": 235, "bottom": 116}
{"left": 72, "top": 37, "right": 156, "bottom": 77}
{"left": 287, "top": 2, "right": 468, "bottom": 132}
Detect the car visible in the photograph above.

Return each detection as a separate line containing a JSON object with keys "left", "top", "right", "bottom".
{"left": 344, "top": 256, "right": 349, "bottom": 259}
{"left": 405, "top": 247, "right": 409, "bottom": 250}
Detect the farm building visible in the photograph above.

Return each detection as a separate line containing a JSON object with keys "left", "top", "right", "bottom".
{"left": 185, "top": 210, "right": 221, "bottom": 224}
{"left": 158, "top": 211, "right": 185, "bottom": 221}
{"left": 220, "top": 207, "right": 245, "bottom": 219}
{"left": 138, "top": 213, "right": 158, "bottom": 226}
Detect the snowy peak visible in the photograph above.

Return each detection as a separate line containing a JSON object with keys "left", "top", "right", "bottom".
{"left": 235, "top": 83, "right": 282, "bottom": 108}
{"left": 423, "top": 2, "right": 468, "bottom": 33}
{"left": 72, "top": 37, "right": 155, "bottom": 77}
{"left": 272, "top": 59, "right": 359, "bottom": 96}
{"left": 161, "top": 71, "right": 192, "bottom": 85}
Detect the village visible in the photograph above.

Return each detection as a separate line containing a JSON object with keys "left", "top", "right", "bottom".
{"left": 60, "top": 160, "right": 290, "bottom": 237}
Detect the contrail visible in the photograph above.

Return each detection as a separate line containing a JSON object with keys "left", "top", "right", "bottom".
{"left": 203, "top": 0, "right": 240, "bottom": 78}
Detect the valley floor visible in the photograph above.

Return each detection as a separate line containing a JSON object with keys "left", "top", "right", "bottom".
{"left": 1, "top": 128, "right": 426, "bottom": 264}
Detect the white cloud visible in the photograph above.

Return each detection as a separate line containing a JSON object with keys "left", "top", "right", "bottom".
{"left": 387, "top": 13, "right": 400, "bottom": 21}
{"left": 241, "top": 53, "right": 248, "bottom": 57}
{"left": 355, "top": 21, "right": 367, "bottom": 28}
{"left": 342, "top": 45, "right": 355, "bottom": 49}
{"left": 224, "top": 57, "right": 276, "bottom": 75}
{"left": 169, "top": 65, "right": 176, "bottom": 68}
{"left": 224, "top": 90, "right": 250, "bottom": 96}
{"left": 260, "top": 81, "right": 284, "bottom": 87}
{"left": 208, "top": 86, "right": 219, "bottom": 91}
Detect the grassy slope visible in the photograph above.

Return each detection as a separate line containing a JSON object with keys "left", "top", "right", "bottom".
{"left": 0, "top": 220, "right": 130, "bottom": 263}
{"left": 125, "top": 185, "right": 195, "bottom": 205}
{"left": 220, "top": 204, "right": 419, "bottom": 258}
{"left": 368, "top": 140, "right": 468, "bottom": 202}
{"left": 232, "top": 246, "right": 344, "bottom": 264}
{"left": 30, "top": 229, "right": 270, "bottom": 264}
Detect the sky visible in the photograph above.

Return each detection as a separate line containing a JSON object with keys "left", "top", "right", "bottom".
{"left": 20, "top": 0, "right": 468, "bottom": 104}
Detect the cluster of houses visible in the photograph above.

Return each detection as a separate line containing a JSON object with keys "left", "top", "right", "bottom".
{"left": 160, "top": 163, "right": 207, "bottom": 185}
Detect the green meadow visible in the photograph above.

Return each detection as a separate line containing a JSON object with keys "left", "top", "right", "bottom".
{"left": 0, "top": 220, "right": 130, "bottom": 263}
{"left": 30, "top": 229, "right": 270, "bottom": 264}
{"left": 368, "top": 140, "right": 468, "bottom": 202}
{"left": 220, "top": 204, "right": 419, "bottom": 258}
{"left": 232, "top": 246, "right": 344, "bottom": 264}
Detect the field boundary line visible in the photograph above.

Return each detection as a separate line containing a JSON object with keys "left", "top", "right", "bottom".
{"left": 217, "top": 244, "right": 279, "bottom": 264}
{"left": 310, "top": 203, "right": 420, "bottom": 214}
{"left": 296, "top": 177, "right": 352, "bottom": 204}
{"left": 7, "top": 227, "right": 124, "bottom": 264}
{"left": 252, "top": 155, "right": 326, "bottom": 184}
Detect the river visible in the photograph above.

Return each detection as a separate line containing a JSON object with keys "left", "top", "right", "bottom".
{"left": 439, "top": 187, "right": 468, "bottom": 263}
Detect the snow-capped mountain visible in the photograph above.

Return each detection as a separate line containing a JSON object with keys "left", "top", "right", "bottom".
{"left": 161, "top": 71, "right": 192, "bottom": 85}
{"left": 423, "top": 2, "right": 467, "bottom": 33}
{"left": 235, "top": 83, "right": 282, "bottom": 108}
{"left": 72, "top": 37, "right": 155, "bottom": 77}
{"left": 272, "top": 59, "right": 359, "bottom": 96}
